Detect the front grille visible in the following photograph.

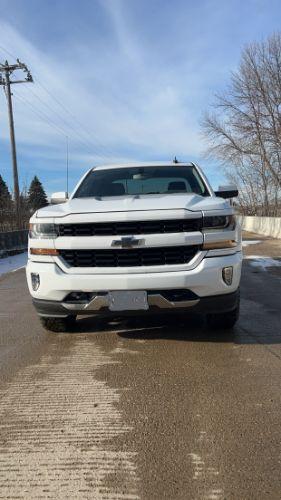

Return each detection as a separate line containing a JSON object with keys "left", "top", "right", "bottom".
{"left": 58, "top": 218, "right": 202, "bottom": 236}
{"left": 60, "top": 245, "right": 200, "bottom": 267}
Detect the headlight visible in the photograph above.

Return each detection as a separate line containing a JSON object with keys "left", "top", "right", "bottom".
{"left": 29, "top": 223, "right": 58, "bottom": 239}
{"left": 203, "top": 214, "right": 236, "bottom": 230}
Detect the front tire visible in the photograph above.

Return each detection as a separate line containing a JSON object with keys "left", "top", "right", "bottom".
{"left": 206, "top": 304, "right": 239, "bottom": 330}
{"left": 40, "top": 315, "right": 76, "bottom": 333}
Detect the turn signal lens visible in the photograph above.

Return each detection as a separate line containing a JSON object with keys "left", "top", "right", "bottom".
{"left": 203, "top": 240, "right": 237, "bottom": 250}
{"left": 30, "top": 248, "right": 59, "bottom": 256}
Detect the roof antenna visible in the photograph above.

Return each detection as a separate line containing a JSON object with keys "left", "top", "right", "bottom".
{"left": 173, "top": 156, "right": 179, "bottom": 164}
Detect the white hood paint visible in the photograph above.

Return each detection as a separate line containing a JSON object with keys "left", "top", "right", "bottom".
{"left": 36, "top": 194, "right": 230, "bottom": 219}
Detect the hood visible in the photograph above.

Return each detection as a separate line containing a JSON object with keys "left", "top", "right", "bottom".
{"left": 36, "top": 193, "right": 229, "bottom": 219}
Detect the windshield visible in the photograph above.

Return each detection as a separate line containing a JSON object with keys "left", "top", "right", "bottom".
{"left": 74, "top": 166, "right": 209, "bottom": 198}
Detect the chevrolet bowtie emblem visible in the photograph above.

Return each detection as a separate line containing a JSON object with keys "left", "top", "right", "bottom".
{"left": 111, "top": 236, "right": 144, "bottom": 248}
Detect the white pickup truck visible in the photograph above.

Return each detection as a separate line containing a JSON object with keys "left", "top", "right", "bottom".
{"left": 26, "top": 161, "right": 242, "bottom": 332}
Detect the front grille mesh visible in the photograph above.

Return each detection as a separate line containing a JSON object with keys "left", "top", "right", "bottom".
{"left": 60, "top": 245, "right": 200, "bottom": 268}
{"left": 58, "top": 218, "right": 202, "bottom": 236}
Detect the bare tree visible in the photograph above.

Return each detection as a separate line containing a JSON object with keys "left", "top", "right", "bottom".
{"left": 202, "top": 33, "right": 281, "bottom": 215}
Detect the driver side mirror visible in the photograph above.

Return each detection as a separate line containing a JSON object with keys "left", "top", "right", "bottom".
{"left": 214, "top": 185, "right": 238, "bottom": 199}
{"left": 50, "top": 192, "right": 68, "bottom": 204}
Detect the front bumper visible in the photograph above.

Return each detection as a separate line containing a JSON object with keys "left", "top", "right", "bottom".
{"left": 26, "top": 252, "right": 242, "bottom": 318}
{"left": 32, "top": 289, "right": 239, "bottom": 318}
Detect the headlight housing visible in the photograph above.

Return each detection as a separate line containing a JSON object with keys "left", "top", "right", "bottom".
{"left": 29, "top": 223, "right": 58, "bottom": 239}
{"left": 203, "top": 214, "right": 236, "bottom": 230}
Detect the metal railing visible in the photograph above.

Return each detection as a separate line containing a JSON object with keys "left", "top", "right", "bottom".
{"left": 0, "top": 208, "right": 30, "bottom": 232}
{"left": 0, "top": 229, "right": 28, "bottom": 255}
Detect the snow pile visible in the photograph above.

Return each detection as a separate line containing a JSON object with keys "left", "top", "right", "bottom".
{"left": 0, "top": 252, "right": 28, "bottom": 276}
{"left": 245, "top": 255, "right": 281, "bottom": 269}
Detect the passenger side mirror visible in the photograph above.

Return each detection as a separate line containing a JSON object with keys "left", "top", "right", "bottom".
{"left": 50, "top": 192, "right": 68, "bottom": 204}
{"left": 214, "top": 185, "right": 238, "bottom": 199}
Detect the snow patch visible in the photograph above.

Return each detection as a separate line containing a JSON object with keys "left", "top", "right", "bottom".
{"left": 244, "top": 255, "right": 281, "bottom": 269}
{"left": 0, "top": 252, "right": 28, "bottom": 276}
{"left": 242, "top": 240, "right": 261, "bottom": 247}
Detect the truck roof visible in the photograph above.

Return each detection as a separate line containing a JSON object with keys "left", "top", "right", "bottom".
{"left": 93, "top": 161, "right": 195, "bottom": 171}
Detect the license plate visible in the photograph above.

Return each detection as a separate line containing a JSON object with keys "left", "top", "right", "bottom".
{"left": 108, "top": 291, "right": 148, "bottom": 311}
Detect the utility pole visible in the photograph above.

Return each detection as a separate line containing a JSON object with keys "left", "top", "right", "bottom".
{"left": 66, "top": 136, "right": 69, "bottom": 197}
{"left": 0, "top": 59, "right": 33, "bottom": 228}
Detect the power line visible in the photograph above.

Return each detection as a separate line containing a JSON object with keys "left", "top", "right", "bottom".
{"left": 21, "top": 83, "right": 111, "bottom": 160}
{"left": 0, "top": 44, "right": 117, "bottom": 160}
{"left": 12, "top": 89, "right": 106, "bottom": 160}
{"left": 34, "top": 79, "right": 117, "bottom": 158}
{"left": 12, "top": 90, "right": 69, "bottom": 139}
{"left": 0, "top": 45, "right": 17, "bottom": 62}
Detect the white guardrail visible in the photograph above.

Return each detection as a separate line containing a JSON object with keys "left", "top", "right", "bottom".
{"left": 237, "top": 216, "right": 281, "bottom": 239}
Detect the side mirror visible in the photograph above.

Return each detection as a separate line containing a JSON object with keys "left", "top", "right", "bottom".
{"left": 50, "top": 192, "right": 68, "bottom": 204}
{"left": 214, "top": 185, "right": 238, "bottom": 199}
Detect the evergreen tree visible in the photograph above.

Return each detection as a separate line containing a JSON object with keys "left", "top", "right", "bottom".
{"left": 20, "top": 186, "right": 31, "bottom": 223}
{"left": 28, "top": 176, "right": 48, "bottom": 211}
{"left": 0, "top": 175, "right": 13, "bottom": 229}
{"left": 0, "top": 175, "right": 12, "bottom": 209}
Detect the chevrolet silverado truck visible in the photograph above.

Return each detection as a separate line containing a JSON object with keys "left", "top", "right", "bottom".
{"left": 26, "top": 161, "right": 242, "bottom": 332}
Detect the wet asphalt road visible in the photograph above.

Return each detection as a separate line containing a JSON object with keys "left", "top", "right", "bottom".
{"left": 0, "top": 236, "right": 280, "bottom": 499}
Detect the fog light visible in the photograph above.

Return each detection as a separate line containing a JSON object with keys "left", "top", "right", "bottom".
{"left": 222, "top": 266, "right": 233, "bottom": 286}
{"left": 64, "top": 292, "right": 92, "bottom": 303}
{"left": 31, "top": 273, "right": 40, "bottom": 291}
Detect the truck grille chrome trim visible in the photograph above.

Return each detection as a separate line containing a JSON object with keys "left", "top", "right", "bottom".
{"left": 59, "top": 245, "right": 200, "bottom": 268}
{"left": 58, "top": 218, "right": 202, "bottom": 236}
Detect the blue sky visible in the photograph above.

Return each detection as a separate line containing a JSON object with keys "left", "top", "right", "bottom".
{"left": 0, "top": 0, "right": 281, "bottom": 196}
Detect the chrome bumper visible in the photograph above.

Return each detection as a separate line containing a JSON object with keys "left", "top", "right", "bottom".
{"left": 62, "top": 293, "right": 200, "bottom": 312}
